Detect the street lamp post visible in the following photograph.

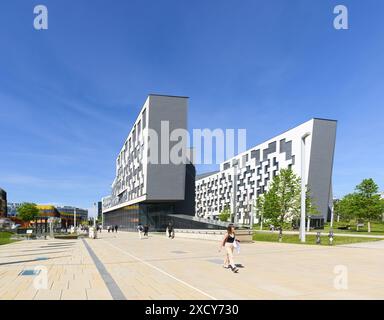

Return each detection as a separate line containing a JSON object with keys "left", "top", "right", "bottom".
{"left": 231, "top": 160, "right": 239, "bottom": 224}
{"left": 101, "top": 202, "right": 104, "bottom": 229}
{"left": 252, "top": 181, "right": 256, "bottom": 230}
{"left": 300, "top": 132, "right": 311, "bottom": 243}
{"left": 74, "top": 207, "right": 77, "bottom": 230}
{"left": 248, "top": 191, "right": 253, "bottom": 229}
{"left": 330, "top": 199, "right": 335, "bottom": 229}
{"left": 94, "top": 202, "right": 97, "bottom": 227}
{"left": 49, "top": 217, "right": 54, "bottom": 238}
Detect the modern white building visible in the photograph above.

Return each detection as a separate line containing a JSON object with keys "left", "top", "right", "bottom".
{"left": 195, "top": 118, "right": 337, "bottom": 225}
{"left": 102, "top": 94, "right": 196, "bottom": 230}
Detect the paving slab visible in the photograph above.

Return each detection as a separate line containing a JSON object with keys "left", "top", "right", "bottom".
{"left": 1, "top": 231, "right": 384, "bottom": 300}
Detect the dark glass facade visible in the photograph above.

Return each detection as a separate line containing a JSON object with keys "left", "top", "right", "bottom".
{"left": 103, "top": 204, "right": 140, "bottom": 230}
{"left": 103, "top": 203, "right": 176, "bottom": 231}
{"left": 140, "top": 203, "right": 176, "bottom": 230}
{"left": 103, "top": 162, "right": 196, "bottom": 231}
{"left": 167, "top": 215, "right": 227, "bottom": 230}
{"left": 103, "top": 203, "right": 228, "bottom": 231}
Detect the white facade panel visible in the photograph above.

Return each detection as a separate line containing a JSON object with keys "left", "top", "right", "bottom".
{"left": 102, "top": 95, "right": 189, "bottom": 213}
{"left": 195, "top": 119, "right": 337, "bottom": 223}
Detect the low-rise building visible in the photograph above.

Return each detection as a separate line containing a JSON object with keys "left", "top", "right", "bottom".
{"left": 56, "top": 206, "right": 88, "bottom": 227}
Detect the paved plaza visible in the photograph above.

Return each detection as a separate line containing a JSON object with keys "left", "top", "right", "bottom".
{"left": 0, "top": 231, "right": 384, "bottom": 300}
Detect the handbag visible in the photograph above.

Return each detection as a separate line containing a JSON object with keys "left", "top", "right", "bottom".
{"left": 233, "top": 239, "right": 240, "bottom": 254}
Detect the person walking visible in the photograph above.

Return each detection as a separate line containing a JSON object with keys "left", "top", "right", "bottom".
{"left": 167, "top": 222, "right": 174, "bottom": 239}
{"left": 107, "top": 226, "right": 110, "bottom": 233}
{"left": 220, "top": 225, "right": 239, "bottom": 273}
{"left": 137, "top": 224, "right": 143, "bottom": 239}
{"left": 115, "top": 225, "right": 118, "bottom": 233}
{"left": 143, "top": 224, "right": 149, "bottom": 237}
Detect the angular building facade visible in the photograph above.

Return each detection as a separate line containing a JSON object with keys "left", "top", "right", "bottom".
{"left": 195, "top": 118, "right": 337, "bottom": 224}
{"left": 102, "top": 94, "right": 196, "bottom": 231}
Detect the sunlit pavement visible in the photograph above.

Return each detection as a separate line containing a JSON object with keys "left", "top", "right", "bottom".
{"left": 1, "top": 231, "right": 384, "bottom": 300}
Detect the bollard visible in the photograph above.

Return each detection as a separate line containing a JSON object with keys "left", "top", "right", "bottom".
{"left": 278, "top": 228, "right": 283, "bottom": 242}
{"left": 316, "top": 231, "right": 321, "bottom": 245}
{"left": 328, "top": 230, "right": 334, "bottom": 245}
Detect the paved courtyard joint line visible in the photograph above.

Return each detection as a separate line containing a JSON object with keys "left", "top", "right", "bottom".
{"left": 102, "top": 239, "right": 217, "bottom": 300}
{"left": 82, "top": 239, "right": 126, "bottom": 300}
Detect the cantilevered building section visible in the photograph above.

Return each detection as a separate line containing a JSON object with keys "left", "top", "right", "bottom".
{"left": 102, "top": 94, "right": 196, "bottom": 231}
{"left": 195, "top": 118, "right": 337, "bottom": 225}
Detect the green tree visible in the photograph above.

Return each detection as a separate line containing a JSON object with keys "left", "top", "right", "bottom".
{"left": 356, "top": 178, "right": 379, "bottom": 197}
{"left": 354, "top": 179, "right": 383, "bottom": 232}
{"left": 261, "top": 168, "right": 301, "bottom": 240}
{"left": 334, "top": 193, "right": 358, "bottom": 223}
{"left": 218, "top": 205, "right": 231, "bottom": 222}
{"left": 306, "top": 187, "right": 320, "bottom": 216}
{"left": 80, "top": 220, "right": 89, "bottom": 227}
{"left": 381, "top": 198, "right": 384, "bottom": 222}
{"left": 17, "top": 203, "right": 39, "bottom": 226}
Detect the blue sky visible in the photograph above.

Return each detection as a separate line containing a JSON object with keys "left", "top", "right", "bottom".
{"left": 0, "top": 0, "right": 383, "bottom": 214}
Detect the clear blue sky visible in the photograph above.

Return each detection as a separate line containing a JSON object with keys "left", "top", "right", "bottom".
{"left": 0, "top": 0, "right": 383, "bottom": 214}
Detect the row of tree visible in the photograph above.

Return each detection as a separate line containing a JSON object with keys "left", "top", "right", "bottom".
{"left": 334, "top": 179, "right": 384, "bottom": 232}
{"left": 218, "top": 168, "right": 384, "bottom": 236}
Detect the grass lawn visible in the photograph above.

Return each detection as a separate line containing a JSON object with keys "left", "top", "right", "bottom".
{"left": 0, "top": 231, "right": 17, "bottom": 245}
{"left": 253, "top": 231, "right": 383, "bottom": 246}
{"left": 322, "top": 221, "right": 384, "bottom": 235}
{"left": 253, "top": 220, "right": 384, "bottom": 236}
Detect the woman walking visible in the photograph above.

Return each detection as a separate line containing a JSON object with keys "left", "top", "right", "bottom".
{"left": 167, "top": 222, "right": 175, "bottom": 239}
{"left": 221, "top": 225, "right": 239, "bottom": 273}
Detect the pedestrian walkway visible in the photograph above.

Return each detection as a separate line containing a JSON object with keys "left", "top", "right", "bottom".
{"left": 340, "top": 240, "right": 384, "bottom": 249}
{"left": 0, "top": 238, "right": 112, "bottom": 300}
{"left": 1, "top": 232, "right": 384, "bottom": 300}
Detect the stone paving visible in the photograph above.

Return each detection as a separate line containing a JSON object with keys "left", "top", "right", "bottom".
{"left": 0, "top": 231, "right": 384, "bottom": 300}
{"left": 0, "top": 238, "right": 111, "bottom": 300}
